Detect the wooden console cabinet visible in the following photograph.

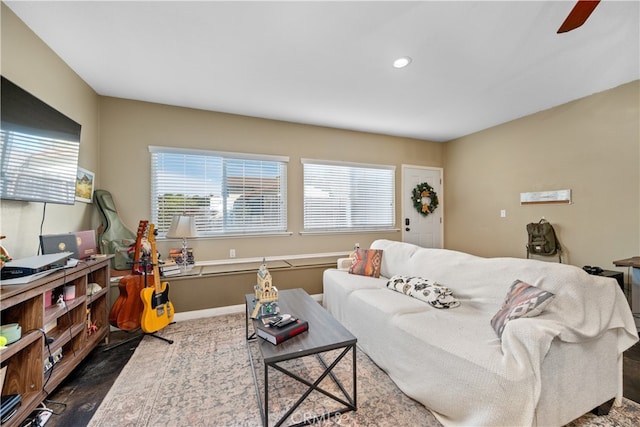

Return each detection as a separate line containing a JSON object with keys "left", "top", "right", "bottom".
{"left": 0, "top": 257, "right": 111, "bottom": 427}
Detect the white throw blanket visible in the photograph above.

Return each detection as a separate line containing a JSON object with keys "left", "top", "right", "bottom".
{"left": 324, "top": 239, "right": 639, "bottom": 426}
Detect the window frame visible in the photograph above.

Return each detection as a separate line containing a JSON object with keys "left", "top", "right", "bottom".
{"left": 149, "top": 145, "right": 289, "bottom": 237}
{"left": 301, "top": 158, "right": 396, "bottom": 234}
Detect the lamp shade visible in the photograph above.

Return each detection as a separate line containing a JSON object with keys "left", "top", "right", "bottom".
{"left": 165, "top": 215, "right": 198, "bottom": 238}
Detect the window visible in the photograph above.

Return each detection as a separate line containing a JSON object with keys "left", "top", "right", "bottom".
{"left": 150, "top": 146, "right": 288, "bottom": 236}
{"left": 302, "top": 159, "right": 395, "bottom": 232}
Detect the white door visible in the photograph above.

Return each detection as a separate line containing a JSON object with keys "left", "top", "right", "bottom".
{"left": 402, "top": 165, "right": 443, "bottom": 248}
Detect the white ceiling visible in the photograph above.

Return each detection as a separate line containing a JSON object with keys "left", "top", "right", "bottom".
{"left": 5, "top": 1, "right": 639, "bottom": 142}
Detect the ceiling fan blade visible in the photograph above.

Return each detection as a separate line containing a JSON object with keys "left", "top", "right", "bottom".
{"left": 557, "top": 0, "right": 601, "bottom": 33}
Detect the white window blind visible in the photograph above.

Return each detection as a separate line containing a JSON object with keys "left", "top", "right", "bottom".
{"left": 150, "top": 146, "right": 288, "bottom": 235}
{"left": 302, "top": 159, "right": 395, "bottom": 232}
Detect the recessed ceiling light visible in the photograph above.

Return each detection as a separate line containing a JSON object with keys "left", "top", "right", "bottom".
{"left": 393, "top": 56, "right": 412, "bottom": 68}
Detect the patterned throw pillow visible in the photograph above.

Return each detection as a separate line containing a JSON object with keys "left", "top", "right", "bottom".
{"left": 348, "top": 249, "right": 383, "bottom": 278}
{"left": 386, "top": 275, "right": 460, "bottom": 309}
{"left": 491, "top": 280, "right": 555, "bottom": 338}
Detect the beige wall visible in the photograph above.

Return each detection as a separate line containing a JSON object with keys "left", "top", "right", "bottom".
{"left": 444, "top": 80, "right": 640, "bottom": 271}
{"left": 0, "top": 4, "right": 101, "bottom": 259}
{"left": 98, "top": 97, "right": 442, "bottom": 259}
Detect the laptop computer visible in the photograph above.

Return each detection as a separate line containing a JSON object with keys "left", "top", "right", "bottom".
{"left": 40, "top": 233, "right": 80, "bottom": 260}
{"left": 74, "top": 230, "right": 97, "bottom": 260}
{"left": 0, "top": 394, "right": 21, "bottom": 424}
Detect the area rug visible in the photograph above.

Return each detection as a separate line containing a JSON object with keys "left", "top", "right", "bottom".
{"left": 89, "top": 313, "right": 640, "bottom": 427}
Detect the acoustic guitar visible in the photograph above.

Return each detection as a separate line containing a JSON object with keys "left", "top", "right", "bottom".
{"left": 140, "top": 224, "right": 175, "bottom": 333}
{"left": 109, "top": 220, "right": 148, "bottom": 330}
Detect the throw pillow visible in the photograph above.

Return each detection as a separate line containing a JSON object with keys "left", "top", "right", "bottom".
{"left": 386, "top": 275, "right": 460, "bottom": 309}
{"left": 348, "top": 249, "right": 383, "bottom": 278}
{"left": 491, "top": 280, "right": 555, "bottom": 338}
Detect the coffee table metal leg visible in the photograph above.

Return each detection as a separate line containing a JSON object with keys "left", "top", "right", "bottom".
{"left": 353, "top": 345, "right": 357, "bottom": 409}
{"left": 245, "top": 301, "right": 256, "bottom": 341}
{"left": 265, "top": 362, "right": 270, "bottom": 427}
{"left": 247, "top": 342, "right": 266, "bottom": 426}
{"left": 315, "top": 346, "right": 357, "bottom": 410}
{"left": 247, "top": 342, "right": 357, "bottom": 427}
{"left": 267, "top": 344, "right": 357, "bottom": 427}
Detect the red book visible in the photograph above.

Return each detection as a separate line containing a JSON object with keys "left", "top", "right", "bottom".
{"left": 255, "top": 319, "right": 309, "bottom": 345}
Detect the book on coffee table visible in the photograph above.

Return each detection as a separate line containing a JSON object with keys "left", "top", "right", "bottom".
{"left": 255, "top": 318, "right": 308, "bottom": 345}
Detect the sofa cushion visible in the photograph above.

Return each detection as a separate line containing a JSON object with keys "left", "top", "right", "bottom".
{"left": 371, "top": 239, "right": 420, "bottom": 278}
{"left": 349, "top": 248, "right": 383, "bottom": 278}
{"left": 387, "top": 275, "right": 460, "bottom": 309}
{"left": 491, "top": 280, "right": 555, "bottom": 337}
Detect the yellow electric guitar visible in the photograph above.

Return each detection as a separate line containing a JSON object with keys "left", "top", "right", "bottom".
{"left": 140, "top": 224, "right": 175, "bottom": 333}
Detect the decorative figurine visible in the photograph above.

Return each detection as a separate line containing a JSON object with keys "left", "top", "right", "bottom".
{"left": 349, "top": 243, "right": 360, "bottom": 259}
{"left": 86, "top": 308, "right": 98, "bottom": 335}
{"left": 251, "top": 259, "right": 279, "bottom": 319}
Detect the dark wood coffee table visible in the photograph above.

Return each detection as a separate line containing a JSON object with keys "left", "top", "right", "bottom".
{"left": 245, "top": 288, "right": 357, "bottom": 427}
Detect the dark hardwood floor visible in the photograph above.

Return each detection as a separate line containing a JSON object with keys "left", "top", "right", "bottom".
{"left": 33, "top": 330, "right": 144, "bottom": 427}
{"left": 23, "top": 329, "right": 640, "bottom": 426}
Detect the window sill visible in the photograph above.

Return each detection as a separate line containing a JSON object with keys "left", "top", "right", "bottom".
{"left": 299, "top": 228, "right": 400, "bottom": 236}
{"left": 161, "top": 251, "right": 348, "bottom": 279}
{"left": 162, "top": 231, "right": 293, "bottom": 241}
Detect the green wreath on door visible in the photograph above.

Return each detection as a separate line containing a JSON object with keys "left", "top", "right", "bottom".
{"left": 411, "top": 182, "right": 439, "bottom": 216}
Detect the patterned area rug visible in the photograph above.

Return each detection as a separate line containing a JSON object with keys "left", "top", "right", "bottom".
{"left": 89, "top": 313, "right": 640, "bottom": 426}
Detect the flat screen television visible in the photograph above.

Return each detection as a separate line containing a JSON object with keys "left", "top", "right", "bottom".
{"left": 1, "top": 76, "right": 81, "bottom": 205}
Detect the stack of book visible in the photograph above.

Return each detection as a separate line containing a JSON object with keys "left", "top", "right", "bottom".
{"left": 168, "top": 248, "right": 184, "bottom": 265}
{"left": 159, "top": 259, "right": 181, "bottom": 276}
{"left": 169, "top": 248, "right": 195, "bottom": 265}
{"left": 255, "top": 317, "right": 308, "bottom": 345}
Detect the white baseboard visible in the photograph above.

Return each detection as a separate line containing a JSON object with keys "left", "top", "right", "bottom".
{"left": 173, "top": 293, "right": 324, "bottom": 322}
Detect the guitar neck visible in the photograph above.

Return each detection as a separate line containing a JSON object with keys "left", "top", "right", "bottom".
{"left": 132, "top": 220, "right": 149, "bottom": 274}
{"left": 152, "top": 255, "right": 161, "bottom": 293}
{"left": 148, "top": 223, "right": 163, "bottom": 293}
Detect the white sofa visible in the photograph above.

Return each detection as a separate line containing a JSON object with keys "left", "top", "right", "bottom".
{"left": 323, "top": 239, "right": 638, "bottom": 426}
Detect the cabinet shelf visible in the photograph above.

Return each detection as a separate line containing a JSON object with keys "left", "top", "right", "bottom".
{"left": 0, "top": 256, "right": 112, "bottom": 427}
{"left": 0, "top": 330, "right": 41, "bottom": 363}
{"left": 86, "top": 326, "right": 109, "bottom": 349}
{"left": 44, "top": 295, "right": 86, "bottom": 326}
{"left": 46, "top": 322, "right": 85, "bottom": 354}
{"left": 86, "top": 286, "right": 109, "bottom": 304}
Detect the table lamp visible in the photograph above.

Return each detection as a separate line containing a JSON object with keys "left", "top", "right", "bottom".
{"left": 165, "top": 215, "right": 198, "bottom": 270}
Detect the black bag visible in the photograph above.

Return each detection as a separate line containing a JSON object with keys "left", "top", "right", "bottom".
{"left": 526, "top": 219, "right": 561, "bottom": 258}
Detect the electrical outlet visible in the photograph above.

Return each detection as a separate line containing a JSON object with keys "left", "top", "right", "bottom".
{"left": 229, "top": 249, "right": 236, "bottom": 258}
{"left": 500, "top": 209, "right": 506, "bottom": 218}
